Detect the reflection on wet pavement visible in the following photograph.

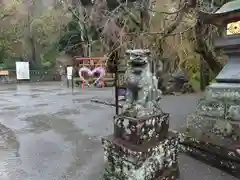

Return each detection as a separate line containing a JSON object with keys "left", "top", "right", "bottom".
{"left": 0, "top": 83, "right": 111, "bottom": 180}
{"left": 0, "top": 82, "right": 237, "bottom": 180}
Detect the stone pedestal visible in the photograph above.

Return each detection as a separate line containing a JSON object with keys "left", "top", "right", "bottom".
{"left": 181, "top": 82, "right": 240, "bottom": 178}
{"left": 102, "top": 113, "right": 180, "bottom": 180}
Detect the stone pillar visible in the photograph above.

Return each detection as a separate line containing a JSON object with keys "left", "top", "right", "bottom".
{"left": 101, "top": 49, "right": 180, "bottom": 180}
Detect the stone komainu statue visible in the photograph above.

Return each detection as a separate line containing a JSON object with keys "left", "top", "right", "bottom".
{"left": 122, "top": 49, "right": 162, "bottom": 117}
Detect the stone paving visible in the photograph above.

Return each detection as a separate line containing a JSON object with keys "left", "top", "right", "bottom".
{"left": 0, "top": 82, "right": 237, "bottom": 180}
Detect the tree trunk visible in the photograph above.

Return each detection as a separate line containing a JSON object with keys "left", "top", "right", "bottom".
{"left": 28, "top": 36, "right": 39, "bottom": 69}
{"left": 195, "top": 18, "right": 222, "bottom": 90}
{"left": 200, "top": 57, "right": 210, "bottom": 91}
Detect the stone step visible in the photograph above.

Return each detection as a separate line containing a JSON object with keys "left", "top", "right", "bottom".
{"left": 180, "top": 133, "right": 240, "bottom": 163}
{"left": 182, "top": 144, "right": 240, "bottom": 178}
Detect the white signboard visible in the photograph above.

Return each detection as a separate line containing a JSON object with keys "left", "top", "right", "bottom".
{"left": 67, "top": 66, "right": 73, "bottom": 80}
{"left": 16, "top": 61, "right": 30, "bottom": 80}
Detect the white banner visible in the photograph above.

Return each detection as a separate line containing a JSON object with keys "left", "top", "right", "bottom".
{"left": 16, "top": 61, "right": 30, "bottom": 80}
{"left": 67, "top": 66, "right": 73, "bottom": 80}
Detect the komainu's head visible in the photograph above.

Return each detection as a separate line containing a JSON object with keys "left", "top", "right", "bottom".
{"left": 125, "top": 49, "right": 150, "bottom": 73}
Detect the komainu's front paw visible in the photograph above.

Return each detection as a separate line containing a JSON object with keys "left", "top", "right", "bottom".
{"left": 122, "top": 104, "right": 131, "bottom": 112}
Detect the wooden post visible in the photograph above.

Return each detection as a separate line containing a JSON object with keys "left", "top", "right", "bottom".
{"left": 81, "top": 71, "right": 84, "bottom": 88}
{"left": 102, "top": 80, "right": 104, "bottom": 88}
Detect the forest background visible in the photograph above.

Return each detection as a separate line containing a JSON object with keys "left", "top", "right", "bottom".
{"left": 0, "top": 0, "right": 231, "bottom": 90}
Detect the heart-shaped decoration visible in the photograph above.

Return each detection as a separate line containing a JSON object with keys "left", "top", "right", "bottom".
{"left": 79, "top": 67, "right": 105, "bottom": 86}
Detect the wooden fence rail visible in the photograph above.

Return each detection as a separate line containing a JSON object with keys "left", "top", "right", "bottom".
{"left": 0, "top": 70, "right": 61, "bottom": 83}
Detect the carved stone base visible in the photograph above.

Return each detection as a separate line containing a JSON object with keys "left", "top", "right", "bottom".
{"left": 154, "top": 164, "right": 180, "bottom": 180}
{"left": 180, "top": 134, "right": 240, "bottom": 178}
{"left": 180, "top": 82, "right": 240, "bottom": 177}
{"left": 114, "top": 113, "right": 169, "bottom": 146}
{"left": 101, "top": 132, "right": 180, "bottom": 180}
{"left": 103, "top": 163, "right": 180, "bottom": 180}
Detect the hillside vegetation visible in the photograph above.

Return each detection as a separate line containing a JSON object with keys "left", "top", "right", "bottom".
{"left": 0, "top": 0, "right": 230, "bottom": 89}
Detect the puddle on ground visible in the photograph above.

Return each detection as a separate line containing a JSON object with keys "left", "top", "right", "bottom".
{"left": 16, "top": 128, "right": 99, "bottom": 180}
{"left": 30, "top": 89, "right": 55, "bottom": 93}
{"left": 31, "top": 94, "right": 40, "bottom": 98}
{"left": 0, "top": 98, "right": 11, "bottom": 102}
{"left": 56, "top": 93, "right": 69, "bottom": 96}
{"left": 0, "top": 123, "right": 20, "bottom": 157}
{"left": 54, "top": 109, "right": 81, "bottom": 116}
{"left": 22, "top": 115, "right": 53, "bottom": 133}
{"left": 81, "top": 103, "right": 105, "bottom": 110}
{"left": 2, "top": 106, "right": 20, "bottom": 111}
{"left": 72, "top": 98, "right": 91, "bottom": 103}
{"left": 34, "top": 103, "right": 48, "bottom": 108}
{"left": 0, "top": 87, "right": 17, "bottom": 91}
{"left": 20, "top": 113, "right": 102, "bottom": 177}
{"left": 13, "top": 93, "right": 32, "bottom": 97}
{"left": 21, "top": 114, "right": 87, "bottom": 142}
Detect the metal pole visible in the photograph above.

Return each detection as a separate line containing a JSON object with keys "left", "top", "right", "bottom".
{"left": 71, "top": 67, "right": 74, "bottom": 93}
{"left": 115, "top": 54, "right": 119, "bottom": 115}
{"left": 72, "top": 63, "right": 74, "bottom": 93}
{"left": 140, "top": 10, "right": 144, "bottom": 48}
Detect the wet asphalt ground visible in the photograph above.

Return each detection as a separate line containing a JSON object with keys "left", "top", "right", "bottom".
{"left": 0, "top": 82, "right": 238, "bottom": 180}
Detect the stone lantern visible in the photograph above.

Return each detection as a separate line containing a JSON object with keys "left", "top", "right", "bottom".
{"left": 181, "top": 0, "right": 240, "bottom": 178}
